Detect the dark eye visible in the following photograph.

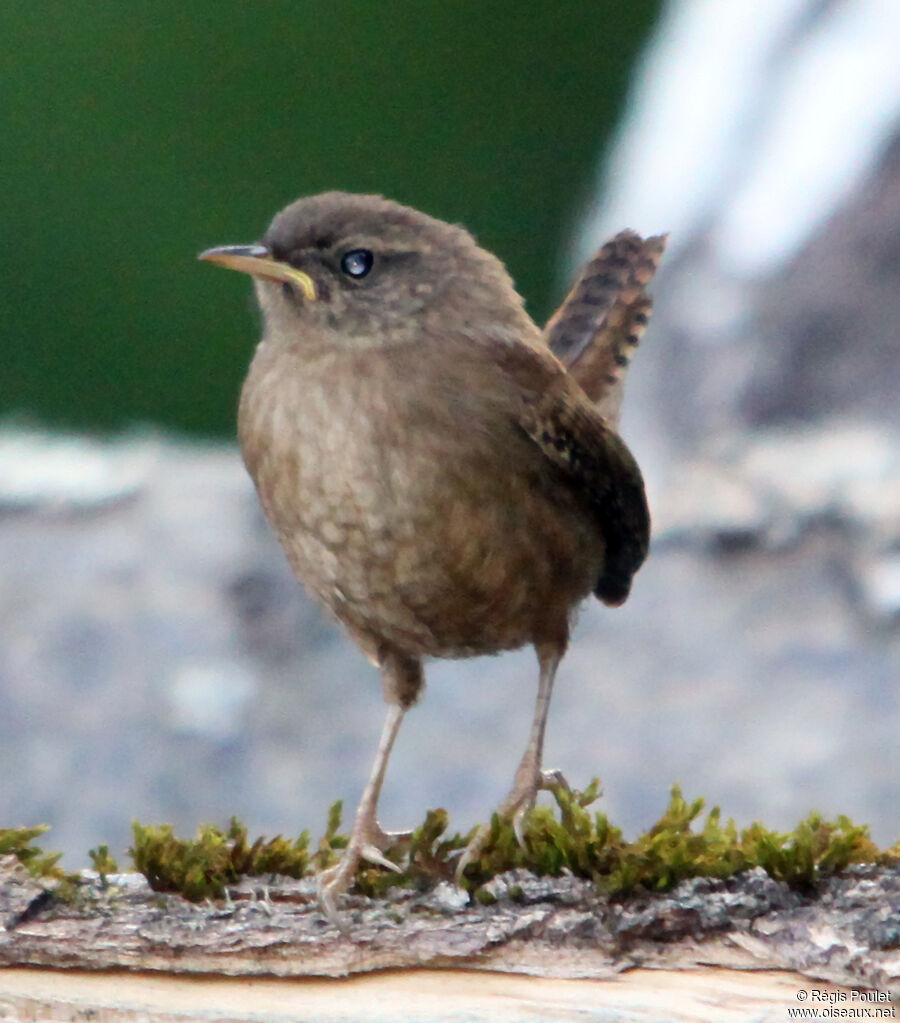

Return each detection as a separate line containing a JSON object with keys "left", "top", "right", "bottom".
{"left": 340, "top": 249, "right": 374, "bottom": 278}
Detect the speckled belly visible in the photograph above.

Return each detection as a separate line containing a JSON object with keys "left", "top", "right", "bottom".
{"left": 239, "top": 347, "right": 603, "bottom": 658}
{"left": 274, "top": 443, "right": 600, "bottom": 658}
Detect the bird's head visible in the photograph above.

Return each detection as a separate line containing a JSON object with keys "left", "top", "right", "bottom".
{"left": 200, "top": 191, "right": 530, "bottom": 349}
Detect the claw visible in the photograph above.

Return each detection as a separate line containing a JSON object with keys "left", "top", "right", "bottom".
{"left": 318, "top": 854, "right": 358, "bottom": 931}
{"left": 454, "top": 824, "right": 488, "bottom": 885}
{"left": 539, "top": 768, "right": 570, "bottom": 796}
{"left": 360, "top": 843, "right": 403, "bottom": 872}
{"left": 456, "top": 764, "right": 571, "bottom": 880}
{"left": 512, "top": 808, "right": 528, "bottom": 850}
{"left": 374, "top": 827, "right": 414, "bottom": 848}
{"left": 316, "top": 821, "right": 410, "bottom": 926}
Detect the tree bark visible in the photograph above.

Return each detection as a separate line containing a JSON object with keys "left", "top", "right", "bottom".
{"left": 1, "top": 856, "right": 898, "bottom": 1021}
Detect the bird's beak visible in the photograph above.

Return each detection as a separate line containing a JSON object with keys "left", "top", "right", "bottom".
{"left": 198, "top": 244, "right": 317, "bottom": 302}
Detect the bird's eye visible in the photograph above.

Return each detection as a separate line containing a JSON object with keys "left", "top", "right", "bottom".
{"left": 340, "top": 249, "right": 374, "bottom": 278}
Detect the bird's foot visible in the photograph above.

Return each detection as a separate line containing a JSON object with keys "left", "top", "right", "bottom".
{"left": 501, "top": 763, "right": 571, "bottom": 847}
{"left": 454, "top": 766, "right": 570, "bottom": 883}
{"left": 364, "top": 821, "right": 414, "bottom": 853}
{"left": 318, "top": 818, "right": 410, "bottom": 927}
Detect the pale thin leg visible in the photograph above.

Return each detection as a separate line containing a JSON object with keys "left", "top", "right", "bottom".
{"left": 456, "top": 641, "right": 569, "bottom": 881}
{"left": 503, "top": 643, "right": 570, "bottom": 846}
{"left": 318, "top": 702, "right": 406, "bottom": 923}
{"left": 318, "top": 646, "right": 423, "bottom": 924}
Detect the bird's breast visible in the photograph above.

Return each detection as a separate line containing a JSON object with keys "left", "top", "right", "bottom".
{"left": 238, "top": 340, "right": 601, "bottom": 655}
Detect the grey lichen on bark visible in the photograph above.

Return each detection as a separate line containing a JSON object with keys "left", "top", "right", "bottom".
{"left": 1, "top": 855, "right": 898, "bottom": 995}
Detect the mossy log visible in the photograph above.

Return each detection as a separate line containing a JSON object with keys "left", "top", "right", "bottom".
{"left": 1, "top": 856, "right": 898, "bottom": 1021}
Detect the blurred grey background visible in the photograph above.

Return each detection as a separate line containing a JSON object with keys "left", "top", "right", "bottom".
{"left": 1, "top": 0, "right": 897, "bottom": 866}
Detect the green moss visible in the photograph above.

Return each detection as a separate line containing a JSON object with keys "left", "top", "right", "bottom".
{"left": 741, "top": 813, "right": 884, "bottom": 890}
{"left": 313, "top": 800, "right": 348, "bottom": 873}
{"left": 88, "top": 843, "right": 119, "bottom": 878}
{"left": 0, "top": 825, "right": 69, "bottom": 883}
{"left": 124, "top": 783, "right": 896, "bottom": 902}
{"left": 6, "top": 783, "right": 895, "bottom": 905}
{"left": 456, "top": 783, "right": 897, "bottom": 897}
{"left": 0, "top": 824, "right": 80, "bottom": 901}
{"left": 130, "top": 817, "right": 309, "bottom": 901}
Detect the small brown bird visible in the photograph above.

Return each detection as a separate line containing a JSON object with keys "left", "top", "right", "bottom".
{"left": 200, "top": 193, "right": 664, "bottom": 917}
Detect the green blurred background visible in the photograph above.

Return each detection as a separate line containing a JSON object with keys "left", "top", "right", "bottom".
{"left": 2, "top": 1, "right": 660, "bottom": 437}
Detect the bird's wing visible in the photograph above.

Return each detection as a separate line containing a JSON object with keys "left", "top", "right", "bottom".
{"left": 544, "top": 231, "right": 666, "bottom": 428}
{"left": 496, "top": 342, "right": 650, "bottom": 606}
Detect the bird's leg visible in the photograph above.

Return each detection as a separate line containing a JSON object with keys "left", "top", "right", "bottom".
{"left": 456, "top": 640, "right": 567, "bottom": 880}
{"left": 318, "top": 702, "right": 405, "bottom": 922}
{"left": 500, "top": 642, "right": 569, "bottom": 846}
{"left": 318, "top": 648, "right": 422, "bottom": 923}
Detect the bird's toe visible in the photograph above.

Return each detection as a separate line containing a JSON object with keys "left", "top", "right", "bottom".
{"left": 317, "top": 851, "right": 361, "bottom": 929}
{"left": 538, "top": 768, "right": 570, "bottom": 795}
{"left": 454, "top": 824, "right": 489, "bottom": 884}
{"left": 360, "top": 843, "right": 403, "bottom": 872}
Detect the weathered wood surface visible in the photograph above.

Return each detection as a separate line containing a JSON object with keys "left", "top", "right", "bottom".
{"left": 1, "top": 856, "right": 898, "bottom": 1020}
{"left": 0, "top": 966, "right": 867, "bottom": 1023}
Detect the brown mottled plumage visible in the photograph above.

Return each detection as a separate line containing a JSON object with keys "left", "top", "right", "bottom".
{"left": 199, "top": 192, "right": 662, "bottom": 919}
{"left": 545, "top": 230, "right": 667, "bottom": 425}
